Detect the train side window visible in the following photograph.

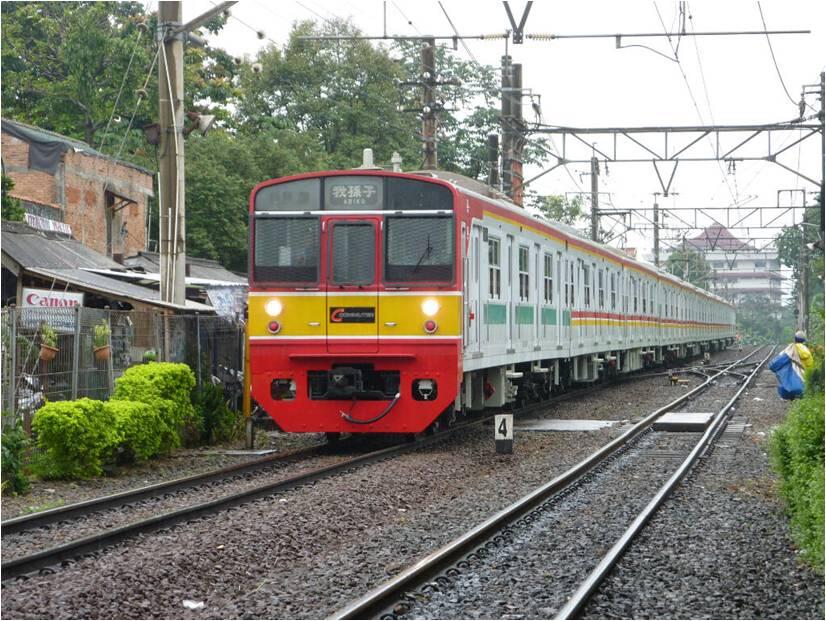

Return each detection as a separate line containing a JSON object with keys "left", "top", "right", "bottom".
{"left": 544, "top": 253, "right": 553, "bottom": 304}
{"left": 583, "top": 263, "right": 591, "bottom": 307}
{"left": 598, "top": 268, "right": 605, "bottom": 309}
{"left": 642, "top": 280, "right": 647, "bottom": 313}
{"left": 488, "top": 237, "right": 501, "bottom": 299}
{"left": 518, "top": 246, "right": 530, "bottom": 302}
{"left": 632, "top": 277, "right": 638, "bottom": 313}
{"left": 608, "top": 272, "right": 617, "bottom": 310}
{"left": 567, "top": 261, "right": 575, "bottom": 307}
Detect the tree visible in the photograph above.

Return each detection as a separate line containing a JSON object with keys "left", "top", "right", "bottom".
{"left": 1, "top": 2, "right": 236, "bottom": 162}
{"left": 1, "top": 175, "right": 25, "bottom": 222}
{"left": 735, "top": 295, "right": 789, "bottom": 345}
{"left": 666, "top": 246, "right": 711, "bottom": 290}
{"left": 528, "top": 194, "right": 584, "bottom": 226}
{"left": 236, "top": 20, "right": 420, "bottom": 171}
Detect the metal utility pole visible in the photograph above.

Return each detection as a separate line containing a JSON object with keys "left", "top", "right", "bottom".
{"left": 487, "top": 134, "right": 500, "bottom": 188}
{"left": 158, "top": 1, "right": 186, "bottom": 305}
{"left": 653, "top": 195, "right": 660, "bottom": 267}
{"left": 501, "top": 55, "right": 513, "bottom": 198}
{"left": 421, "top": 37, "right": 437, "bottom": 170}
{"left": 501, "top": 56, "right": 525, "bottom": 206}
{"left": 511, "top": 63, "right": 524, "bottom": 207}
{"left": 590, "top": 156, "right": 599, "bottom": 241}
{"left": 157, "top": 1, "right": 235, "bottom": 305}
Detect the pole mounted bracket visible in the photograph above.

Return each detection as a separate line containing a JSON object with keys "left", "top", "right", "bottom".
{"left": 503, "top": 1, "right": 533, "bottom": 44}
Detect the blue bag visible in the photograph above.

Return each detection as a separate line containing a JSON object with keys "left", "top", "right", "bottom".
{"left": 769, "top": 351, "right": 804, "bottom": 400}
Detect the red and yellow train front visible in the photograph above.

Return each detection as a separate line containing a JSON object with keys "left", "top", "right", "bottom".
{"left": 248, "top": 172, "right": 462, "bottom": 433}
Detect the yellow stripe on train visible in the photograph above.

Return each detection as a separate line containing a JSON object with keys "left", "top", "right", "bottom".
{"left": 248, "top": 293, "right": 462, "bottom": 338}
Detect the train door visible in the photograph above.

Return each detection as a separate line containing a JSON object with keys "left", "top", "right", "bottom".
{"left": 534, "top": 243, "right": 541, "bottom": 348}
{"left": 507, "top": 234, "right": 514, "bottom": 351}
{"left": 465, "top": 224, "right": 482, "bottom": 353}
{"left": 556, "top": 251, "right": 563, "bottom": 350}
{"left": 325, "top": 217, "right": 380, "bottom": 353}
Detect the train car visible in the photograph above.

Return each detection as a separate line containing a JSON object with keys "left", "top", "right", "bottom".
{"left": 248, "top": 159, "right": 735, "bottom": 434}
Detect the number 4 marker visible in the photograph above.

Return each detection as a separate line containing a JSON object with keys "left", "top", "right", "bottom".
{"left": 495, "top": 414, "right": 513, "bottom": 454}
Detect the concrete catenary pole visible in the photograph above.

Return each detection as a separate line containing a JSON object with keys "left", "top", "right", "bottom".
{"left": 158, "top": 1, "right": 186, "bottom": 305}
{"left": 590, "top": 156, "right": 600, "bottom": 241}
{"left": 421, "top": 37, "right": 437, "bottom": 170}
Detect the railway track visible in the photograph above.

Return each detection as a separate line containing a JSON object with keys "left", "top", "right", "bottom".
{"left": 1, "top": 348, "right": 749, "bottom": 583}
{"left": 330, "top": 347, "right": 769, "bottom": 620}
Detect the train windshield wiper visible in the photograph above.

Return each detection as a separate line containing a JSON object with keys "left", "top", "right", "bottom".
{"left": 413, "top": 234, "right": 433, "bottom": 273}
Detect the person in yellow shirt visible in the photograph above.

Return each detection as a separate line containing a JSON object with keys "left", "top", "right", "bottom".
{"left": 793, "top": 331, "right": 814, "bottom": 371}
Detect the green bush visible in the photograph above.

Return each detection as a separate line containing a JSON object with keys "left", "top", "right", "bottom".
{"left": 40, "top": 323, "right": 57, "bottom": 348}
{"left": 192, "top": 382, "right": 239, "bottom": 445}
{"left": 112, "top": 362, "right": 196, "bottom": 450}
{"left": 32, "top": 399, "right": 120, "bottom": 479}
{"left": 104, "top": 400, "right": 163, "bottom": 462}
{"left": 2, "top": 418, "right": 31, "bottom": 495}
{"left": 771, "top": 390, "right": 825, "bottom": 570}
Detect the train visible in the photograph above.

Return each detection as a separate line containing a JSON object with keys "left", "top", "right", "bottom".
{"left": 248, "top": 157, "right": 736, "bottom": 435}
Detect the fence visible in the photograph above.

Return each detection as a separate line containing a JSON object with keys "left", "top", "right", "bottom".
{"left": 1, "top": 307, "right": 244, "bottom": 430}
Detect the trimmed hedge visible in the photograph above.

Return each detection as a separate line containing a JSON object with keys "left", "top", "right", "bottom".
{"left": 104, "top": 400, "right": 163, "bottom": 462}
{"left": 771, "top": 385, "right": 825, "bottom": 571}
{"left": 32, "top": 399, "right": 119, "bottom": 479}
{"left": 112, "top": 362, "right": 196, "bottom": 451}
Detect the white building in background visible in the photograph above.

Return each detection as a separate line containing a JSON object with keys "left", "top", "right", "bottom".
{"left": 662, "top": 225, "right": 784, "bottom": 303}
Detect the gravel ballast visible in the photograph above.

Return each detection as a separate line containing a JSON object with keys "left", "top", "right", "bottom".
{"left": 581, "top": 366, "right": 824, "bottom": 620}
{"left": 4, "top": 347, "right": 816, "bottom": 620}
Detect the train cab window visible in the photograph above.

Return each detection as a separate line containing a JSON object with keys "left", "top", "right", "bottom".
{"left": 330, "top": 223, "right": 375, "bottom": 285}
{"left": 543, "top": 254, "right": 553, "bottom": 304}
{"left": 384, "top": 216, "right": 453, "bottom": 282}
{"left": 598, "top": 269, "right": 605, "bottom": 308}
{"left": 254, "top": 179, "right": 321, "bottom": 212}
{"left": 583, "top": 263, "right": 591, "bottom": 307}
{"left": 253, "top": 217, "right": 320, "bottom": 283}
{"left": 386, "top": 178, "right": 453, "bottom": 211}
{"left": 488, "top": 237, "right": 501, "bottom": 299}
{"left": 518, "top": 246, "right": 530, "bottom": 301}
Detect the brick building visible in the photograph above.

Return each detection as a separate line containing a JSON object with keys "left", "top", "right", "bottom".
{"left": 1, "top": 119, "right": 153, "bottom": 261}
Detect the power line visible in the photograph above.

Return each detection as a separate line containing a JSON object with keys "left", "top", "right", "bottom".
{"left": 437, "top": 2, "right": 480, "bottom": 66}
{"left": 391, "top": 1, "right": 422, "bottom": 36}
{"left": 114, "top": 48, "right": 161, "bottom": 162}
{"left": 757, "top": 1, "right": 800, "bottom": 109}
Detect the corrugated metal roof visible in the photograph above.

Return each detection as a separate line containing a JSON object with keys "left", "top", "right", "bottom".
{"left": 26, "top": 268, "right": 212, "bottom": 312}
{"left": 2, "top": 222, "right": 212, "bottom": 312}
{"left": 123, "top": 251, "right": 246, "bottom": 284}
{"left": 2, "top": 221, "right": 121, "bottom": 270}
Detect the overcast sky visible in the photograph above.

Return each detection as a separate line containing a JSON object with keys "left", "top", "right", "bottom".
{"left": 173, "top": 0, "right": 824, "bottom": 283}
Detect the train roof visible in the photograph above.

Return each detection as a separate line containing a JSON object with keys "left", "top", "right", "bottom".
{"left": 411, "top": 170, "right": 732, "bottom": 308}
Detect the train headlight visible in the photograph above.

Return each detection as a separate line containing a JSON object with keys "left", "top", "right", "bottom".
{"left": 265, "top": 299, "right": 283, "bottom": 317}
{"left": 421, "top": 298, "right": 440, "bottom": 317}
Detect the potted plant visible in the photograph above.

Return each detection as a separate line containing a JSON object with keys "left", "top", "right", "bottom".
{"left": 93, "top": 320, "right": 111, "bottom": 361}
{"left": 39, "top": 323, "right": 59, "bottom": 362}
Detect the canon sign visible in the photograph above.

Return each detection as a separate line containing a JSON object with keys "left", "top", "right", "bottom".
{"left": 22, "top": 288, "right": 84, "bottom": 308}
{"left": 20, "top": 288, "right": 84, "bottom": 332}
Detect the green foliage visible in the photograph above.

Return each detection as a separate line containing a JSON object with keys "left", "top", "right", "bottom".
{"left": 1, "top": 175, "right": 25, "bottom": 222}
{"left": 142, "top": 349, "right": 157, "bottom": 363}
{"left": 103, "top": 400, "right": 162, "bottom": 462}
{"left": 735, "top": 296, "right": 789, "bottom": 345}
{"left": 93, "top": 320, "right": 111, "bottom": 348}
{"left": 770, "top": 387, "right": 825, "bottom": 571}
{"left": 666, "top": 246, "right": 712, "bottom": 290}
{"left": 40, "top": 323, "right": 57, "bottom": 348}
{"left": 2, "top": 418, "right": 31, "bottom": 495}
{"left": 192, "top": 382, "right": 239, "bottom": 445}
{"left": 529, "top": 194, "right": 585, "bottom": 227}
{"left": 112, "top": 362, "right": 196, "bottom": 451}
{"left": 32, "top": 398, "right": 119, "bottom": 478}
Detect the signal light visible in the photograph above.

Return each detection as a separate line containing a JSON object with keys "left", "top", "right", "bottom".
{"left": 268, "top": 320, "right": 281, "bottom": 334}
{"left": 424, "top": 319, "right": 438, "bottom": 334}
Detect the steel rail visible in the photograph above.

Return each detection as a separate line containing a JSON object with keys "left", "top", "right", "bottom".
{"left": 1, "top": 443, "right": 331, "bottom": 535}
{"left": 329, "top": 348, "right": 763, "bottom": 620}
{"left": 555, "top": 346, "right": 774, "bottom": 619}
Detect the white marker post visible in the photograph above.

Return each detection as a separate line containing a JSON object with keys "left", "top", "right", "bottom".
{"left": 495, "top": 413, "right": 513, "bottom": 454}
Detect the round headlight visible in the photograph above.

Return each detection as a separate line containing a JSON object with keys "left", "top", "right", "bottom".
{"left": 421, "top": 298, "right": 440, "bottom": 317}
{"left": 265, "top": 299, "right": 283, "bottom": 317}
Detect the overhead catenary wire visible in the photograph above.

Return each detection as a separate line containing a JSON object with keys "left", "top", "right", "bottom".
{"left": 437, "top": 1, "right": 481, "bottom": 66}
{"left": 756, "top": 1, "right": 811, "bottom": 111}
